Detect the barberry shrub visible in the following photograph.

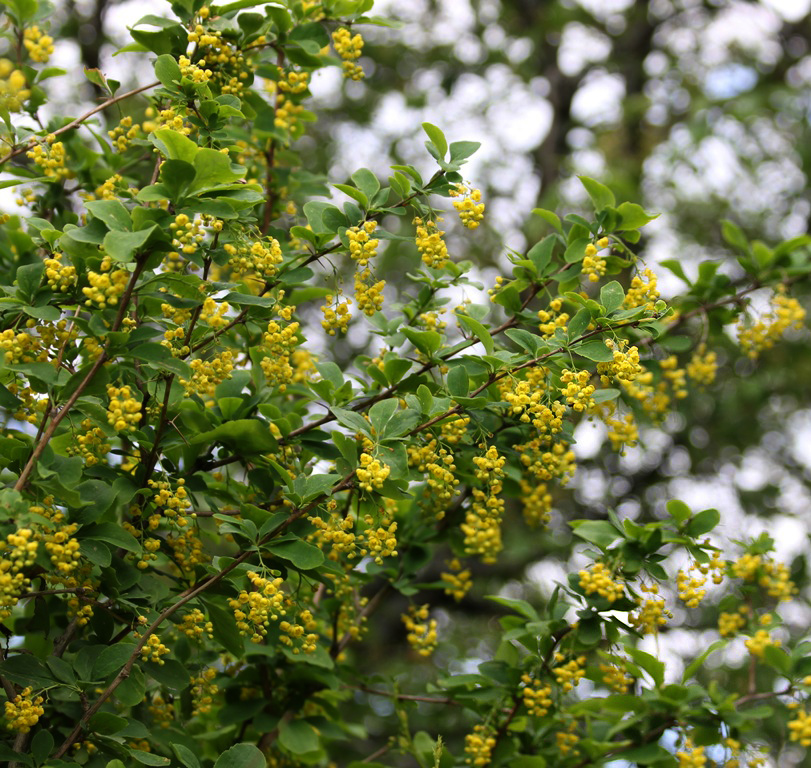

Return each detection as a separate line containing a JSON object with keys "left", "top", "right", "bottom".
{"left": 0, "top": 1, "right": 810, "bottom": 767}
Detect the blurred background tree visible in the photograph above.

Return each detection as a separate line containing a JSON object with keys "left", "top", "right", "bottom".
{"left": 17, "top": 0, "right": 811, "bottom": 761}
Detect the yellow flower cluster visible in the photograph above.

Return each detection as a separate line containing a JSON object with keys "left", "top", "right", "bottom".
{"left": 579, "top": 562, "right": 624, "bottom": 603}
{"left": 83, "top": 258, "right": 129, "bottom": 307}
{"left": 556, "top": 721, "right": 579, "bottom": 755}
{"left": 0, "top": 528, "right": 38, "bottom": 620}
{"left": 321, "top": 293, "right": 352, "bottom": 335}
{"left": 332, "top": 27, "right": 364, "bottom": 80}
{"left": 677, "top": 565, "right": 707, "bottom": 608}
{"left": 745, "top": 628, "right": 780, "bottom": 659}
{"left": 191, "top": 668, "right": 218, "bottom": 716}
{"left": 4, "top": 687, "right": 45, "bottom": 733}
{"left": 70, "top": 417, "right": 111, "bottom": 466}
{"left": 308, "top": 506, "right": 357, "bottom": 560}
{"left": 462, "top": 446, "right": 506, "bottom": 563}
{"left": 686, "top": 344, "right": 718, "bottom": 387}
{"left": 600, "top": 661, "right": 633, "bottom": 693}
{"left": 624, "top": 267, "right": 659, "bottom": 310}
{"left": 178, "top": 608, "right": 214, "bottom": 640}
{"left": 660, "top": 355, "right": 688, "bottom": 399}
{"left": 139, "top": 633, "right": 171, "bottom": 664}
{"left": 414, "top": 217, "right": 450, "bottom": 268}
{"left": 408, "top": 437, "right": 460, "bottom": 518}
{"left": 516, "top": 437, "right": 577, "bottom": 485}
{"left": 143, "top": 106, "right": 190, "bottom": 136}
{"left": 597, "top": 339, "right": 643, "bottom": 384}
{"left": 179, "top": 54, "right": 212, "bottom": 84}
{"left": 789, "top": 708, "right": 811, "bottom": 747}
{"left": 552, "top": 652, "right": 587, "bottom": 693}
{"left": 581, "top": 237, "right": 609, "bottom": 282}
{"left": 106, "top": 385, "right": 142, "bottom": 432}
{"left": 601, "top": 406, "right": 639, "bottom": 454}
{"left": 738, "top": 286, "right": 806, "bottom": 358}
{"left": 182, "top": 350, "right": 235, "bottom": 398}
{"left": 277, "top": 68, "right": 309, "bottom": 94}
{"left": 23, "top": 25, "right": 54, "bottom": 62}
{"left": 521, "top": 674, "right": 553, "bottom": 716}
{"left": 718, "top": 609, "right": 747, "bottom": 637}
{"left": 169, "top": 213, "right": 207, "bottom": 264}
{"left": 450, "top": 184, "right": 485, "bottom": 229}
{"left": 279, "top": 608, "right": 319, "bottom": 654}
{"left": 465, "top": 724, "right": 496, "bottom": 767}
{"left": 108, "top": 116, "right": 140, "bottom": 152}
{"left": 348, "top": 222, "right": 385, "bottom": 316}
{"left": 0, "top": 59, "right": 30, "bottom": 111}
{"left": 631, "top": 583, "right": 672, "bottom": 634}
{"left": 44, "top": 252, "right": 77, "bottom": 292}
{"left": 502, "top": 371, "right": 566, "bottom": 433}
{"left": 148, "top": 694, "right": 174, "bottom": 728}
{"left": 560, "top": 368, "right": 596, "bottom": 412}
{"left": 225, "top": 237, "right": 283, "bottom": 279}
{"left": 199, "top": 298, "right": 230, "bottom": 329}
{"left": 149, "top": 478, "right": 192, "bottom": 525}
{"left": 676, "top": 737, "right": 707, "bottom": 768}
{"left": 43, "top": 523, "right": 81, "bottom": 576}
{"left": 440, "top": 558, "right": 473, "bottom": 601}
{"left": 187, "top": 26, "right": 250, "bottom": 95}
{"left": 356, "top": 452, "right": 391, "bottom": 492}
{"left": 402, "top": 604, "right": 438, "bottom": 656}
{"left": 359, "top": 511, "right": 398, "bottom": 564}
{"left": 166, "top": 528, "right": 207, "bottom": 571}
{"left": 537, "top": 297, "right": 569, "bottom": 338}
{"left": 27, "top": 135, "right": 71, "bottom": 181}
{"left": 520, "top": 478, "right": 552, "bottom": 527}
{"left": 229, "top": 571, "right": 287, "bottom": 643}
{"left": 261, "top": 311, "right": 300, "bottom": 391}
{"left": 732, "top": 553, "right": 795, "bottom": 600}
{"left": 0, "top": 330, "right": 43, "bottom": 364}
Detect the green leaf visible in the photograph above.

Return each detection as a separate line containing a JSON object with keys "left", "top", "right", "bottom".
{"left": 150, "top": 127, "right": 199, "bottom": 163}
{"left": 683, "top": 640, "right": 725, "bottom": 681}
{"left": 616, "top": 201, "right": 658, "bottom": 231}
{"left": 89, "top": 711, "right": 129, "bottom": 734}
{"left": 402, "top": 327, "right": 441, "bottom": 357}
{"left": 0, "top": 655, "right": 55, "bottom": 688}
{"left": 564, "top": 236, "right": 589, "bottom": 264}
{"left": 573, "top": 340, "right": 614, "bottom": 363}
{"left": 332, "top": 406, "right": 372, "bottom": 436}
{"left": 532, "top": 207, "right": 563, "bottom": 232}
{"left": 600, "top": 280, "right": 625, "bottom": 313}
{"left": 267, "top": 537, "right": 325, "bottom": 570}
{"left": 15, "top": 262, "right": 44, "bottom": 300}
{"left": 527, "top": 234, "right": 556, "bottom": 275}
{"left": 721, "top": 220, "right": 750, "bottom": 253}
{"left": 351, "top": 168, "right": 381, "bottom": 201}
{"left": 579, "top": 176, "right": 615, "bottom": 211}
{"left": 31, "top": 728, "right": 54, "bottom": 765}
{"left": 213, "top": 745, "right": 266, "bottom": 768}
{"left": 667, "top": 499, "right": 691, "bottom": 524}
{"left": 278, "top": 719, "right": 319, "bottom": 755}
{"left": 447, "top": 365, "right": 469, "bottom": 398}
{"left": 103, "top": 224, "right": 159, "bottom": 262}
{"left": 567, "top": 307, "right": 591, "bottom": 341}
{"left": 570, "top": 520, "right": 622, "bottom": 549}
{"left": 94, "top": 643, "right": 135, "bottom": 678}
{"left": 190, "top": 420, "right": 277, "bottom": 454}
{"left": 86, "top": 199, "right": 132, "bottom": 231}
{"left": 369, "top": 398, "right": 398, "bottom": 436}
{"left": 457, "top": 313, "right": 494, "bottom": 355}
{"left": 333, "top": 183, "right": 369, "bottom": 208}
{"left": 131, "top": 750, "right": 171, "bottom": 766}
{"left": 171, "top": 744, "right": 201, "bottom": 768}
{"left": 685, "top": 508, "right": 720, "bottom": 537}
{"left": 421, "top": 121, "right": 447, "bottom": 158}
{"left": 484, "top": 595, "right": 538, "bottom": 621}
{"left": 448, "top": 140, "right": 480, "bottom": 165}
{"left": 80, "top": 522, "right": 142, "bottom": 554}
{"left": 625, "top": 646, "right": 664, "bottom": 687}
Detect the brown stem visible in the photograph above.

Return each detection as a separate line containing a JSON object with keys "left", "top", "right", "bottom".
{"left": 0, "top": 81, "right": 159, "bottom": 166}
{"left": 14, "top": 258, "right": 148, "bottom": 492}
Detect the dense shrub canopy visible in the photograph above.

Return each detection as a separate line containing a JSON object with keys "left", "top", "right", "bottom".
{"left": 1, "top": 1, "right": 811, "bottom": 767}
